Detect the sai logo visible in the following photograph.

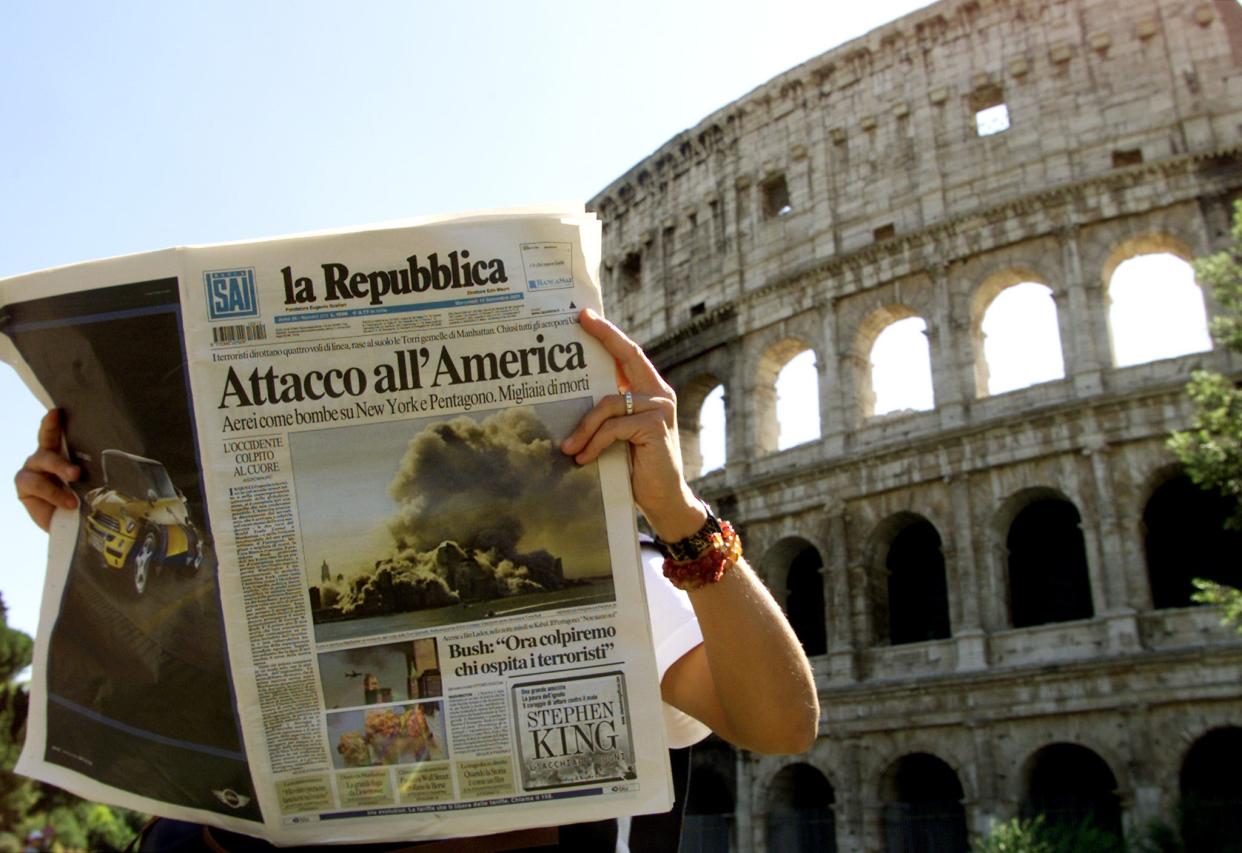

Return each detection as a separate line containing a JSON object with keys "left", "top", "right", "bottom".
{"left": 205, "top": 268, "right": 259, "bottom": 321}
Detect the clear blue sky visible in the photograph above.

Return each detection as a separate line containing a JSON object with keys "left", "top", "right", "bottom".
{"left": 1, "top": 1, "right": 935, "bottom": 638}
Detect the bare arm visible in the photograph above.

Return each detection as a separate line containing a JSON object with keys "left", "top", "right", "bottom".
{"left": 658, "top": 559, "right": 819, "bottom": 754}
{"left": 562, "top": 310, "right": 819, "bottom": 754}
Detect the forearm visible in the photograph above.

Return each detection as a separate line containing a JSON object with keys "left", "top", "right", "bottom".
{"left": 694, "top": 557, "right": 819, "bottom": 750}
{"left": 664, "top": 556, "right": 820, "bottom": 754}
{"left": 564, "top": 311, "right": 819, "bottom": 752}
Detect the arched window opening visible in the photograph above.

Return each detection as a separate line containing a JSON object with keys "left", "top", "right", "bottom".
{"left": 979, "top": 282, "right": 1065, "bottom": 395}
{"left": 881, "top": 753, "right": 968, "bottom": 853}
{"left": 767, "top": 763, "right": 836, "bottom": 853}
{"left": 1109, "top": 253, "right": 1211, "bottom": 367}
{"left": 761, "top": 537, "right": 827, "bottom": 656}
{"left": 1145, "top": 474, "right": 1242, "bottom": 609}
{"left": 757, "top": 339, "right": 821, "bottom": 455}
{"left": 870, "top": 317, "right": 935, "bottom": 416}
{"left": 1006, "top": 496, "right": 1093, "bottom": 627}
{"left": 776, "top": 349, "right": 821, "bottom": 450}
{"left": 886, "top": 517, "right": 951, "bottom": 645}
{"left": 1180, "top": 727, "right": 1242, "bottom": 852}
{"left": 1022, "top": 743, "right": 1122, "bottom": 837}
{"left": 788, "top": 546, "right": 828, "bottom": 656}
{"left": 697, "top": 385, "right": 726, "bottom": 476}
{"left": 618, "top": 250, "right": 643, "bottom": 293}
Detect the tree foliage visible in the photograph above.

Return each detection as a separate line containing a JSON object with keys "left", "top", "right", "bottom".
{"left": 1167, "top": 199, "right": 1242, "bottom": 632}
{"left": 973, "top": 817, "right": 1055, "bottom": 853}
{"left": 973, "top": 815, "right": 1185, "bottom": 853}
{"left": 972, "top": 816, "right": 1126, "bottom": 853}
{"left": 0, "top": 593, "right": 144, "bottom": 852}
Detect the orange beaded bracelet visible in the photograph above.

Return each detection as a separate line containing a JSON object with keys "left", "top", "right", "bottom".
{"left": 656, "top": 511, "right": 743, "bottom": 591}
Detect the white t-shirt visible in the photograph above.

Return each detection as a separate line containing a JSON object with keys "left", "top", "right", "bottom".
{"left": 639, "top": 542, "right": 711, "bottom": 749}
{"left": 614, "top": 543, "right": 711, "bottom": 852}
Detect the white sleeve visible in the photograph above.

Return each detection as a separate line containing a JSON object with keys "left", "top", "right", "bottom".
{"left": 639, "top": 542, "right": 712, "bottom": 749}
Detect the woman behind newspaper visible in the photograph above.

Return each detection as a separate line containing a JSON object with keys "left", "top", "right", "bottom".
{"left": 16, "top": 310, "right": 819, "bottom": 852}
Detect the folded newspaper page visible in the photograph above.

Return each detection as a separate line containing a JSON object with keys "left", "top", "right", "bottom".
{"left": 1, "top": 209, "right": 675, "bottom": 844}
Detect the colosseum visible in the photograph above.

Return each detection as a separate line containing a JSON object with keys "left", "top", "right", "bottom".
{"left": 589, "top": 1, "right": 1242, "bottom": 850}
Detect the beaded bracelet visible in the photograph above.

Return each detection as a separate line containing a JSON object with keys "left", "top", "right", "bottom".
{"left": 659, "top": 518, "right": 743, "bottom": 591}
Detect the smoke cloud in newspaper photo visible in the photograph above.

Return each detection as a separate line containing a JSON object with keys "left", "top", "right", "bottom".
{"left": 296, "top": 397, "right": 614, "bottom": 643}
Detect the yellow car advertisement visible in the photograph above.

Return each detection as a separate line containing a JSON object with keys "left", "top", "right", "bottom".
{"left": 83, "top": 449, "right": 204, "bottom": 595}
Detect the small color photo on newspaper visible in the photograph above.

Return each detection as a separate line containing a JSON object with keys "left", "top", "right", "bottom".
{"left": 326, "top": 700, "right": 448, "bottom": 769}
{"left": 317, "top": 637, "right": 443, "bottom": 710}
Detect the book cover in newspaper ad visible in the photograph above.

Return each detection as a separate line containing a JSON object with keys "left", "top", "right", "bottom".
{"left": 512, "top": 672, "right": 635, "bottom": 792}
{"left": 1, "top": 208, "right": 676, "bottom": 844}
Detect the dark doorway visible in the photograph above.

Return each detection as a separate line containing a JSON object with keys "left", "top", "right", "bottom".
{"left": 1007, "top": 497, "right": 1094, "bottom": 627}
{"left": 1145, "top": 474, "right": 1242, "bottom": 608}
{"left": 882, "top": 753, "right": 968, "bottom": 853}
{"left": 1022, "top": 743, "right": 1121, "bottom": 836}
{"left": 1180, "top": 727, "right": 1242, "bottom": 852}
{"left": 886, "top": 517, "right": 952, "bottom": 645}
{"left": 766, "top": 763, "right": 836, "bottom": 852}
{"left": 682, "top": 766, "right": 733, "bottom": 853}
{"left": 779, "top": 540, "right": 827, "bottom": 656}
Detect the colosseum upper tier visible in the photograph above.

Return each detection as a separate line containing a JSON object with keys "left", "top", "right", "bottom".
{"left": 590, "top": 1, "right": 1242, "bottom": 851}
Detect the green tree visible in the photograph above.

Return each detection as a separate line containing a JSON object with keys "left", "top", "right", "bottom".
{"left": 0, "top": 593, "right": 145, "bottom": 852}
{"left": 973, "top": 815, "right": 1127, "bottom": 853}
{"left": 973, "top": 816, "right": 1055, "bottom": 853}
{"left": 1167, "top": 199, "right": 1242, "bottom": 633}
{"left": 0, "top": 594, "right": 37, "bottom": 850}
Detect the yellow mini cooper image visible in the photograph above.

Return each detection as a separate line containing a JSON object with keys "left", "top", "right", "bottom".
{"left": 82, "top": 450, "right": 204, "bottom": 595}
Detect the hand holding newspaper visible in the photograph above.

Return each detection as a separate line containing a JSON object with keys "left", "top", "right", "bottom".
{"left": 1, "top": 208, "right": 677, "bottom": 844}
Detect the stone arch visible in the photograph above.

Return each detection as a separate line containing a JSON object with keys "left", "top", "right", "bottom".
{"left": 759, "top": 536, "right": 827, "bottom": 656}
{"left": 969, "top": 267, "right": 1066, "bottom": 396}
{"left": 852, "top": 303, "right": 936, "bottom": 418}
{"left": 1179, "top": 726, "right": 1242, "bottom": 852}
{"left": 1143, "top": 470, "right": 1242, "bottom": 609}
{"left": 755, "top": 751, "right": 839, "bottom": 795}
{"left": 676, "top": 372, "right": 727, "bottom": 478}
{"left": 866, "top": 512, "right": 951, "bottom": 646}
{"left": 879, "top": 752, "right": 969, "bottom": 853}
{"left": 765, "top": 762, "right": 837, "bottom": 853}
{"left": 1100, "top": 232, "right": 1197, "bottom": 288}
{"left": 755, "top": 336, "right": 822, "bottom": 454}
{"left": 1019, "top": 742, "right": 1122, "bottom": 836}
{"left": 994, "top": 488, "right": 1094, "bottom": 628}
{"left": 1102, "top": 234, "right": 1211, "bottom": 368}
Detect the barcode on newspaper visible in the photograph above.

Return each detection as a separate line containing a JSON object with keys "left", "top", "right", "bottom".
{"left": 213, "top": 323, "right": 267, "bottom": 345}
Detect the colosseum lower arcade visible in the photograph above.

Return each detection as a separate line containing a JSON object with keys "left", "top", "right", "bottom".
{"left": 589, "top": 1, "right": 1242, "bottom": 850}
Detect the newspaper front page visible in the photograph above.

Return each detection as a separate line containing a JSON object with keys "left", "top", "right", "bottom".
{"left": 2, "top": 209, "right": 675, "bottom": 845}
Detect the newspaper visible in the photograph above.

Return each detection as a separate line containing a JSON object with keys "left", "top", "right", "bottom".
{"left": 1, "top": 208, "right": 675, "bottom": 844}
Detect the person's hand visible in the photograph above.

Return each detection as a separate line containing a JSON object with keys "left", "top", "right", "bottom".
{"left": 15, "top": 409, "right": 80, "bottom": 532}
{"left": 561, "top": 309, "right": 706, "bottom": 542}
{"left": 563, "top": 310, "right": 820, "bottom": 754}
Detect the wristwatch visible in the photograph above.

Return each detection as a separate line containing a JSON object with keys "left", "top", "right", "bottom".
{"left": 653, "top": 505, "right": 723, "bottom": 562}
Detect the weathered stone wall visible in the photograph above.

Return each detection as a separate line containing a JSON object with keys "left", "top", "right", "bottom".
{"left": 590, "top": 1, "right": 1242, "bottom": 850}
{"left": 594, "top": 0, "right": 1242, "bottom": 343}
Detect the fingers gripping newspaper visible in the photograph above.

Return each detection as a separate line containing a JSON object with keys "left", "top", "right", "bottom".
{"left": 1, "top": 209, "right": 675, "bottom": 844}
